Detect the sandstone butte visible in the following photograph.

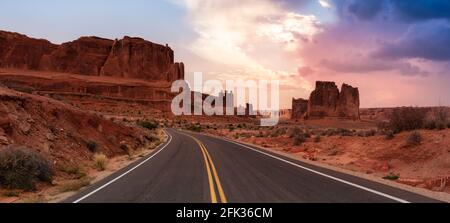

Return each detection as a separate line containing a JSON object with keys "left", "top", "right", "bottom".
{"left": 0, "top": 30, "right": 186, "bottom": 112}
{"left": 292, "top": 81, "right": 360, "bottom": 120}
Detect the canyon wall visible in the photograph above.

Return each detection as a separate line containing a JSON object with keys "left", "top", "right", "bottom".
{"left": 0, "top": 30, "right": 184, "bottom": 82}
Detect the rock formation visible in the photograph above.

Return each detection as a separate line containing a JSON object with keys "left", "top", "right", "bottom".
{"left": 0, "top": 31, "right": 57, "bottom": 70}
{"left": 292, "top": 81, "right": 360, "bottom": 120}
{"left": 337, "top": 83, "right": 360, "bottom": 119}
{"left": 291, "top": 98, "right": 308, "bottom": 119}
{"left": 0, "top": 30, "right": 184, "bottom": 82}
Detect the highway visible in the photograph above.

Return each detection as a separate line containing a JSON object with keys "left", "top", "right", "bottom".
{"left": 65, "top": 128, "right": 440, "bottom": 203}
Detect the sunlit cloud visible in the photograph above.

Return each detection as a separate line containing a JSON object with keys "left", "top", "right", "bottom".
{"left": 318, "top": 0, "right": 332, "bottom": 8}
{"left": 173, "top": 0, "right": 321, "bottom": 102}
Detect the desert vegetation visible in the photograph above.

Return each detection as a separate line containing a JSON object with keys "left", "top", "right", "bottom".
{"left": 0, "top": 146, "right": 53, "bottom": 191}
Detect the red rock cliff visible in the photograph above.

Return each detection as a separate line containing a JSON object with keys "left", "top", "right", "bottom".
{"left": 0, "top": 30, "right": 184, "bottom": 82}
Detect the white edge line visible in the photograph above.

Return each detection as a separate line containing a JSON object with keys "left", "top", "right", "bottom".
{"left": 216, "top": 136, "right": 410, "bottom": 203}
{"left": 72, "top": 131, "right": 173, "bottom": 203}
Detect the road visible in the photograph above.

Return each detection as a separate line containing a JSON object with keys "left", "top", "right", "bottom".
{"left": 65, "top": 128, "right": 440, "bottom": 203}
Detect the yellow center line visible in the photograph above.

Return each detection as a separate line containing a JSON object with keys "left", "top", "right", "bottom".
{"left": 180, "top": 131, "right": 227, "bottom": 203}
{"left": 201, "top": 143, "right": 228, "bottom": 203}
{"left": 198, "top": 141, "right": 218, "bottom": 203}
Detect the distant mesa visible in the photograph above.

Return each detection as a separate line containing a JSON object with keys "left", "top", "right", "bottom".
{"left": 0, "top": 30, "right": 184, "bottom": 82}
{"left": 292, "top": 81, "right": 360, "bottom": 120}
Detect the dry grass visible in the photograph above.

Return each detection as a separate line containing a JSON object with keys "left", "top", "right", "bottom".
{"left": 58, "top": 177, "right": 91, "bottom": 193}
{"left": 93, "top": 153, "right": 108, "bottom": 171}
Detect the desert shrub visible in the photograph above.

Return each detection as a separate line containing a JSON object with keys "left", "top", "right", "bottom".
{"left": 383, "top": 173, "right": 399, "bottom": 181}
{"left": 314, "top": 135, "right": 321, "bottom": 143}
{"left": 338, "top": 128, "right": 353, "bottom": 137}
{"left": 59, "top": 164, "right": 86, "bottom": 179}
{"left": 289, "top": 127, "right": 302, "bottom": 138}
{"left": 58, "top": 178, "right": 91, "bottom": 193}
{"left": 187, "top": 124, "right": 202, "bottom": 132}
{"left": 2, "top": 190, "right": 19, "bottom": 197}
{"left": 365, "top": 129, "right": 377, "bottom": 137}
{"left": 385, "top": 130, "right": 395, "bottom": 140}
{"left": 0, "top": 147, "right": 53, "bottom": 190}
{"left": 388, "top": 107, "right": 427, "bottom": 133}
{"left": 270, "top": 128, "right": 286, "bottom": 137}
{"left": 424, "top": 119, "right": 437, "bottom": 130}
{"left": 405, "top": 131, "right": 422, "bottom": 147}
{"left": 138, "top": 120, "right": 158, "bottom": 130}
{"left": 257, "top": 131, "right": 264, "bottom": 137}
{"left": 93, "top": 153, "right": 108, "bottom": 171}
{"left": 86, "top": 140, "right": 98, "bottom": 152}
{"left": 436, "top": 121, "right": 446, "bottom": 130}
{"left": 293, "top": 134, "right": 306, "bottom": 146}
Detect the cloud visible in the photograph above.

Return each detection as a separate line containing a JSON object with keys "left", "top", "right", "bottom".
{"left": 318, "top": 0, "right": 332, "bottom": 8}
{"left": 320, "top": 58, "right": 429, "bottom": 76}
{"left": 346, "top": 0, "right": 385, "bottom": 21}
{"left": 174, "top": 0, "right": 321, "bottom": 93}
{"left": 374, "top": 21, "right": 450, "bottom": 61}
{"left": 297, "top": 66, "right": 315, "bottom": 76}
{"left": 332, "top": 0, "right": 450, "bottom": 23}
{"left": 390, "top": 0, "right": 450, "bottom": 22}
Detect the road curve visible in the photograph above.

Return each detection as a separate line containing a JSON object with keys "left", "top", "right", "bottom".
{"left": 65, "top": 128, "right": 440, "bottom": 203}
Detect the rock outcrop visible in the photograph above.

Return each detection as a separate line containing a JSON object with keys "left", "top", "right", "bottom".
{"left": 337, "top": 83, "right": 360, "bottom": 119}
{"left": 0, "top": 31, "right": 57, "bottom": 70}
{"left": 292, "top": 81, "right": 360, "bottom": 120}
{"left": 291, "top": 98, "right": 308, "bottom": 119}
{"left": 0, "top": 30, "right": 184, "bottom": 82}
{"left": 308, "top": 81, "right": 341, "bottom": 118}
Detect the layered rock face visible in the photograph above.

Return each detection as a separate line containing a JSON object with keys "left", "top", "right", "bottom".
{"left": 337, "top": 84, "right": 360, "bottom": 119}
{"left": 0, "top": 30, "right": 184, "bottom": 82}
{"left": 291, "top": 98, "right": 308, "bottom": 119}
{"left": 0, "top": 31, "right": 57, "bottom": 70}
{"left": 40, "top": 36, "right": 113, "bottom": 75}
{"left": 100, "top": 36, "right": 184, "bottom": 82}
{"left": 308, "top": 81, "right": 340, "bottom": 118}
{"left": 307, "top": 81, "right": 360, "bottom": 119}
{"left": 291, "top": 81, "right": 360, "bottom": 120}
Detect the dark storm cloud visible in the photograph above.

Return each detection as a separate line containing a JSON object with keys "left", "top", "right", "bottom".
{"left": 346, "top": 0, "right": 386, "bottom": 21}
{"left": 333, "top": 0, "right": 450, "bottom": 22}
{"left": 390, "top": 0, "right": 450, "bottom": 22}
{"left": 374, "top": 21, "right": 450, "bottom": 61}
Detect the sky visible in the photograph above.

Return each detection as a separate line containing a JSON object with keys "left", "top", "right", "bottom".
{"left": 1, "top": 0, "right": 449, "bottom": 108}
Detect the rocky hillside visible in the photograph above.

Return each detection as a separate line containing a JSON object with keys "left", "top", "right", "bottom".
{"left": 0, "top": 86, "right": 156, "bottom": 166}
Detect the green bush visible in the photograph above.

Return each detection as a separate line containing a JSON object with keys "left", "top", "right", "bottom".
{"left": 138, "top": 120, "right": 158, "bottom": 130}
{"left": 0, "top": 147, "right": 53, "bottom": 191}
{"left": 383, "top": 173, "right": 399, "bottom": 181}
{"left": 188, "top": 125, "right": 202, "bottom": 132}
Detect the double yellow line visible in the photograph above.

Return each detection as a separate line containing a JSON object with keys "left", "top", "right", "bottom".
{"left": 183, "top": 133, "right": 227, "bottom": 203}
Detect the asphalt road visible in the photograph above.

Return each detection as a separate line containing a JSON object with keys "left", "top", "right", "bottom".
{"left": 65, "top": 128, "right": 440, "bottom": 203}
